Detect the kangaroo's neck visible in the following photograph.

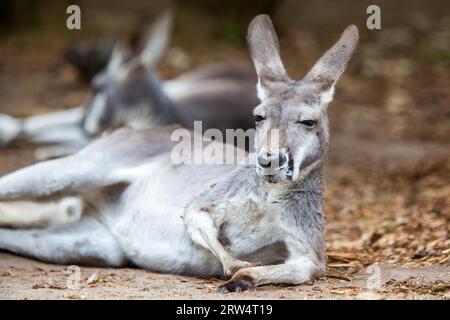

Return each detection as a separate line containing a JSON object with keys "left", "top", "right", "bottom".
{"left": 257, "top": 160, "right": 325, "bottom": 263}
{"left": 258, "top": 160, "right": 324, "bottom": 205}
{"left": 145, "top": 71, "right": 181, "bottom": 125}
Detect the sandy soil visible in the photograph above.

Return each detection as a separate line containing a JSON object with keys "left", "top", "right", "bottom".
{"left": 0, "top": 252, "right": 448, "bottom": 300}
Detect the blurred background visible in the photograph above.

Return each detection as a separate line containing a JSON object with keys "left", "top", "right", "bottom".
{"left": 0, "top": 0, "right": 448, "bottom": 298}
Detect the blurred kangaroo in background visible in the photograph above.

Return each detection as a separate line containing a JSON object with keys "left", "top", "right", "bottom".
{"left": 0, "top": 15, "right": 358, "bottom": 292}
{"left": 0, "top": 12, "right": 258, "bottom": 159}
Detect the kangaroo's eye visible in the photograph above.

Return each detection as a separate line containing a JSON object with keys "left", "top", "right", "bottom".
{"left": 254, "top": 115, "right": 266, "bottom": 123}
{"left": 298, "top": 120, "right": 317, "bottom": 127}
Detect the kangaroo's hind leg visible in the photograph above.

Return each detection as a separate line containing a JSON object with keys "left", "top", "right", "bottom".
{"left": 21, "top": 106, "right": 86, "bottom": 144}
{"left": 0, "top": 107, "right": 86, "bottom": 147}
{"left": 0, "top": 197, "right": 83, "bottom": 229}
{"left": 0, "top": 150, "right": 128, "bottom": 201}
{"left": 0, "top": 216, "right": 127, "bottom": 267}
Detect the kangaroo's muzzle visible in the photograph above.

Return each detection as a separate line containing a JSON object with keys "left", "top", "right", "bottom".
{"left": 256, "top": 150, "right": 289, "bottom": 183}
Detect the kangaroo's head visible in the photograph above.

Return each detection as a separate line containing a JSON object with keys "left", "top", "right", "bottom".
{"left": 82, "top": 12, "right": 173, "bottom": 136}
{"left": 247, "top": 15, "right": 358, "bottom": 183}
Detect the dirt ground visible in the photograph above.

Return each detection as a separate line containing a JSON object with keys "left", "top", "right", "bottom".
{"left": 0, "top": 252, "right": 448, "bottom": 300}
{"left": 0, "top": 4, "right": 449, "bottom": 299}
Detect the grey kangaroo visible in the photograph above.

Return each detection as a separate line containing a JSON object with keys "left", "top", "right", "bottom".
{"left": 0, "top": 13, "right": 258, "bottom": 159}
{"left": 0, "top": 15, "right": 358, "bottom": 292}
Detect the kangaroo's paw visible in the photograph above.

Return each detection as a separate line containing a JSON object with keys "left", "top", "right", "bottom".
{"left": 218, "top": 272, "right": 257, "bottom": 293}
{"left": 0, "top": 115, "right": 21, "bottom": 146}
{"left": 222, "top": 258, "right": 259, "bottom": 277}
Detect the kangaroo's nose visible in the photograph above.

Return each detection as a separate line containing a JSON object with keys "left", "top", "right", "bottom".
{"left": 258, "top": 153, "right": 287, "bottom": 169}
{"left": 278, "top": 154, "right": 287, "bottom": 167}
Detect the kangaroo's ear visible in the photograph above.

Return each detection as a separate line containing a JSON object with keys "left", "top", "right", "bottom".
{"left": 303, "top": 25, "right": 358, "bottom": 104}
{"left": 247, "top": 15, "right": 288, "bottom": 100}
{"left": 135, "top": 11, "right": 173, "bottom": 68}
{"left": 106, "top": 43, "right": 130, "bottom": 75}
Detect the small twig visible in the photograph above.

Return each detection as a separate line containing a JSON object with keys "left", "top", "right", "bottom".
{"left": 326, "top": 274, "right": 352, "bottom": 282}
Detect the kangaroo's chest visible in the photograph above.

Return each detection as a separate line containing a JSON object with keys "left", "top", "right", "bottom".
{"left": 214, "top": 196, "right": 288, "bottom": 261}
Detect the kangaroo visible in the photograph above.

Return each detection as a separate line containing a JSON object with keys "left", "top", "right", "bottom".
{"left": 0, "top": 15, "right": 358, "bottom": 292}
{"left": 0, "top": 12, "right": 258, "bottom": 159}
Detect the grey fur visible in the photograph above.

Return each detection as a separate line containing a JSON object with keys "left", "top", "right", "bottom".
{"left": 0, "top": 15, "right": 358, "bottom": 292}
